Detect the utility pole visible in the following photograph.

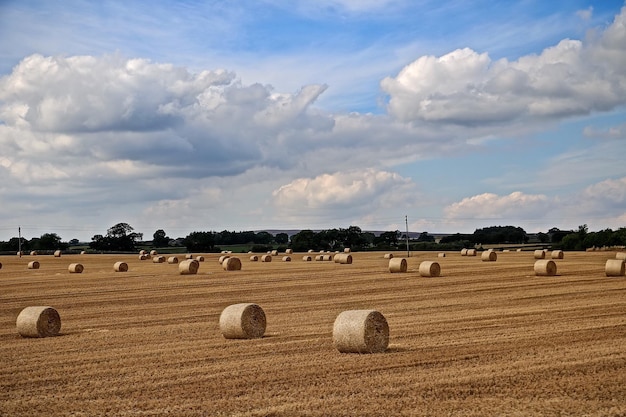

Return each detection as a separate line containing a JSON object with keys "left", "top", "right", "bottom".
{"left": 18, "top": 226, "right": 22, "bottom": 257}
{"left": 405, "top": 215, "right": 410, "bottom": 257}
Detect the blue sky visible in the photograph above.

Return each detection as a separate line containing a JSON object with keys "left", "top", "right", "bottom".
{"left": 0, "top": 0, "right": 625, "bottom": 241}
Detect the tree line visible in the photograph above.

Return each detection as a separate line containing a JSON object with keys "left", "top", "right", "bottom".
{"left": 1, "top": 223, "right": 624, "bottom": 253}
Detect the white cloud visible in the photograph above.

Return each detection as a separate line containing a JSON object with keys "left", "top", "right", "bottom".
{"left": 381, "top": 6, "right": 626, "bottom": 124}
{"left": 576, "top": 7, "right": 593, "bottom": 22}
{"left": 444, "top": 191, "right": 551, "bottom": 221}
{"left": 583, "top": 122, "right": 626, "bottom": 139}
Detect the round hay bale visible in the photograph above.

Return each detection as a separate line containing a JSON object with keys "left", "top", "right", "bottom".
{"left": 152, "top": 256, "right": 165, "bottom": 263}
{"left": 282, "top": 256, "right": 291, "bottom": 262}
{"left": 467, "top": 249, "right": 477, "bottom": 256}
{"left": 460, "top": 248, "right": 468, "bottom": 256}
{"left": 179, "top": 259, "right": 199, "bottom": 275}
{"left": 16, "top": 306, "right": 61, "bottom": 338}
{"left": 332, "top": 310, "right": 389, "bottom": 354}
{"left": 322, "top": 254, "right": 332, "bottom": 261}
{"left": 335, "top": 253, "right": 352, "bottom": 264}
{"left": 139, "top": 250, "right": 147, "bottom": 255}
{"left": 68, "top": 263, "right": 84, "bottom": 273}
{"left": 388, "top": 258, "right": 407, "bottom": 273}
{"left": 30, "top": 251, "right": 37, "bottom": 256}
{"left": 438, "top": 252, "right": 446, "bottom": 258}
{"left": 150, "top": 250, "right": 158, "bottom": 256}
{"left": 551, "top": 250, "right": 564, "bottom": 259}
{"left": 315, "top": 255, "right": 323, "bottom": 261}
{"left": 167, "top": 256, "right": 179, "bottom": 264}
{"left": 114, "top": 261, "right": 128, "bottom": 272}
{"left": 261, "top": 255, "right": 272, "bottom": 262}
{"left": 534, "top": 260, "right": 557, "bottom": 276}
{"left": 302, "top": 255, "right": 312, "bottom": 261}
{"left": 17, "top": 251, "right": 23, "bottom": 256}
{"left": 383, "top": 253, "right": 393, "bottom": 259}
{"left": 419, "top": 261, "right": 441, "bottom": 277}
{"left": 481, "top": 251, "right": 497, "bottom": 262}
{"left": 223, "top": 257, "right": 242, "bottom": 271}
{"left": 219, "top": 255, "right": 230, "bottom": 264}
{"left": 249, "top": 255, "right": 259, "bottom": 261}
{"left": 28, "top": 261, "right": 40, "bottom": 270}
{"left": 80, "top": 251, "right": 86, "bottom": 255}
{"left": 286, "top": 249, "right": 293, "bottom": 254}
{"left": 534, "top": 250, "right": 546, "bottom": 259}
{"left": 270, "top": 250, "right": 278, "bottom": 256}
{"left": 615, "top": 252, "right": 626, "bottom": 260}
{"left": 0, "top": 262, "right": 2, "bottom": 269}
{"left": 344, "top": 248, "right": 351, "bottom": 253}
{"left": 308, "top": 249, "right": 314, "bottom": 253}
{"left": 54, "top": 250, "right": 62, "bottom": 257}
{"left": 516, "top": 248, "right": 523, "bottom": 252}
{"left": 139, "top": 254, "right": 149, "bottom": 260}
{"left": 196, "top": 255, "right": 205, "bottom": 262}
{"left": 605, "top": 259, "right": 625, "bottom": 277}
{"left": 219, "top": 303, "right": 266, "bottom": 339}
{"left": 185, "top": 254, "right": 194, "bottom": 259}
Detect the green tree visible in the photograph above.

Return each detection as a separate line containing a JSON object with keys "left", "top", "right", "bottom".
{"left": 183, "top": 231, "right": 215, "bottom": 252}
{"left": 90, "top": 223, "right": 142, "bottom": 251}
{"left": 152, "top": 229, "right": 170, "bottom": 247}
{"left": 37, "top": 233, "right": 64, "bottom": 250}
{"left": 275, "top": 232, "right": 289, "bottom": 245}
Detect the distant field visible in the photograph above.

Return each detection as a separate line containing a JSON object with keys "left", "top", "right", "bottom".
{"left": 1, "top": 250, "right": 625, "bottom": 416}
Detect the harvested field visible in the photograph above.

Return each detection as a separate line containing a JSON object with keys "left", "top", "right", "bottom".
{"left": 1, "top": 251, "right": 625, "bottom": 416}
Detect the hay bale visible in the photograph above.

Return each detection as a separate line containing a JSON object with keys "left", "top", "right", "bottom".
{"left": 419, "top": 261, "right": 441, "bottom": 277}
{"left": 249, "top": 255, "right": 259, "bottom": 261}
{"left": 321, "top": 254, "right": 332, "bottom": 261}
{"left": 605, "top": 259, "right": 625, "bottom": 277}
{"left": 17, "top": 251, "right": 23, "bottom": 256}
{"left": 481, "top": 251, "right": 497, "bottom": 262}
{"left": 28, "top": 261, "right": 40, "bottom": 270}
{"left": 467, "top": 249, "right": 477, "bottom": 256}
{"left": 16, "top": 306, "right": 61, "bottom": 338}
{"left": 534, "top": 260, "right": 557, "bottom": 276}
{"left": 270, "top": 250, "right": 279, "bottom": 256}
{"left": 534, "top": 250, "right": 546, "bottom": 259}
{"left": 551, "top": 250, "right": 564, "bottom": 259}
{"left": 332, "top": 310, "right": 389, "bottom": 354}
{"left": 615, "top": 252, "right": 626, "bottom": 260}
{"left": 167, "top": 256, "right": 179, "bottom": 264}
{"left": 286, "top": 249, "right": 293, "bottom": 254}
{"left": 68, "top": 263, "right": 84, "bottom": 273}
{"left": 80, "top": 250, "right": 86, "bottom": 255}
{"left": 335, "top": 253, "right": 352, "bottom": 264}
{"left": 302, "top": 255, "right": 312, "bottom": 261}
{"left": 460, "top": 248, "right": 468, "bottom": 256}
{"left": 438, "top": 253, "right": 446, "bottom": 258}
{"left": 54, "top": 250, "right": 62, "bottom": 257}
{"left": 185, "top": 254, "right": 194, "bottom": 259}
{"left": 383, "top": 253, "right": 393, "bottom": 259}
{"left": 196, "top": 255, "right": 205, "bottom": 262}
{"left": 388, "top": 258, "right": 407, "bottom": 273}
{"left": 150, "top": 250, "right": 158, "bottom": 256}
{"left": 152, "top": 256, "right": 165, "bottom": 263}
{"left": 30, "top": 251, "right": 37, "bottom": 256}
{"left": 139, "top": 250, "right": 147, "bottom": 255}
{"left": 139, "top": 254, "right": 149, "bottom": 260}
{"left": 223, "top": 257, "right": 242, "bottom": 271}
{"left": 219, "top": 303, "right": 266, "bottom": 339}
{"left": 0, "top": 262, "right": 2, "bottom": 269}
{"left": 308, "top": 249, "right": 314, "bottom": 253}
{"left": 219, "top": 255, "right": 231, "bottom": 264}
{"left": 114, "top": 261, "right": 128, "bottom": 272}
{"left": 179, "top": 259, "right": 199, "bottom": 275}
{"left": 261, "top": 254, "right": 272, "bottom": 262}
{"left": 517, "top": 248, "right": 523, "bottom": 252}
{"left": 282, "top": 256, "right": 292, "bottom": 262}
{"left": 344, "top": 248, "right": 351, "bottom": 253}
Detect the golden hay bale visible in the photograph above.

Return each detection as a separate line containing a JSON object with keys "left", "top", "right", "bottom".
{"left": 0, "top": 262, "right": 2, "bottom": 269}
{"left": 517, "top": 248, "right": 523, "bottom": 252}
{"left": 139, "top": 254, "right": 149, "bottom": 260}
{"left": 223, "top": 257, "right": 242, "bottom": 271}
{"left": 323, "top": 254, "right": 333, "bottom": 261}
{"left": 179, "top": 259, "right": 199, "bottom": 275}
{"left": 419, "top": 261, "right": 441, "bottom": 277}
{"left": 282, "top": 256, "right": 292, "bottom": 262}
{"left": 167, "top": 256, "right": 179, "bottom": 264}
{"left": 68, "top": 263, "right": 84, "bottom": 273}
{"left": 335, "top": 253, "right": 353, "bottom": 264}
{"left": 286, "top": 249, "right": 293, "bottom": 254}
{"left": 249, "top": 255, "right": 259, "bottom": 261}
{"left": 332, "top": 310, "right": 389, "bottom": 354}
{"left": 344, "top": 248, "right": 351, "bottom": 253}
{"left": 270, "top": 250, "right": 279, "bottom": 256}
{"left": 28, "top": 261, "right": 40, "bottom": 270}
{"left": 219, "top": 255, "right": 230, "bottom": 264}
{"left": 30, "top": 251, "right": 37, "bottom": 256}
{"left": 16, "top": 251, "right": 23, "bottom": 256}
{"left": 384, "top": 253, "right": 394, "bottom": 259}
{"left": 261, "top": 254, "right": 272, "bottom": 262}
{"left": 139, "top": 250, "right": 147, "bottom": 255}
{"left": 467, "top": 249, "right": 477, "bottom": 256}
{"left": 534, "top": 250, "right": 546, "bottom": 259}
{"left": 16, "top": 306, "right": 61, "bottom": 338}
{"left": 302, "top": 255, "right": 312, "bottom": 261}
{"left": 615, "top": 252, "right": 626, "bottom": 260}
{"left": 114, "top": 261, "right": 128, "bottom": 272}
{"left": 551, "top": 250, "right": 564, "bottom": 259}
{"left": 80, "top": 250, "right": 86, "bottom": 255}
{"left": 308, "top": 249, "right": 314, "bottom": 253}
{"left": 534, "top": 260, "right": 557, "bottom": 276}
{"left": 438, "top": 253, "right": 446, "bottom": 258}
{"left": 460, "top": 248, "right": 468, "bottom": 256}
{"left": 605, "top": 259, "right": 625, "bottom": 277}
{"left": 315, "top": 255, "right": 323, "bottom": 261}
{"left": 152, "top": 256, "right": 165, "bottom": 263}
{"left": 196, "top": 256, "right": 205, "bottom": 262}
{"left": 185, "top": 254, "right": 194, "bottom": 259}
{"left": 219, "top": 303, "right": 266, "bottom": 339}
{"left": 388, "top": 258, "right": 407, "bottom": 273}
{"left": 481, "top": 251, "right": 497, "bottom": 262}
{"left": 150, "top": 250, "right": 158, "bottom": 256}
{"left": 54, "top": 250, "right": 62, "bottom": 257}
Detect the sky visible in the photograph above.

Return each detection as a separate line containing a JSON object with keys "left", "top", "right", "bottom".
{"left": 0, "top": 0, "right": 625, "bottom": 242}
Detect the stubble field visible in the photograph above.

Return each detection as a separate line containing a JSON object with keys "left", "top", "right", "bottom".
{"left": 1, "top": 250, "right": 625, "bottom": 416}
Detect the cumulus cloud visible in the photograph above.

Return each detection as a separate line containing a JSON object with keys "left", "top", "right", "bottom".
{"left": 444, "top": 191, "right": 551, "bottom": 220}
{"left": 381, "top": 6, "right": 626, "bottom": 125}
{"left": 583, "top": 122, "right": 626, "bottom": 139}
